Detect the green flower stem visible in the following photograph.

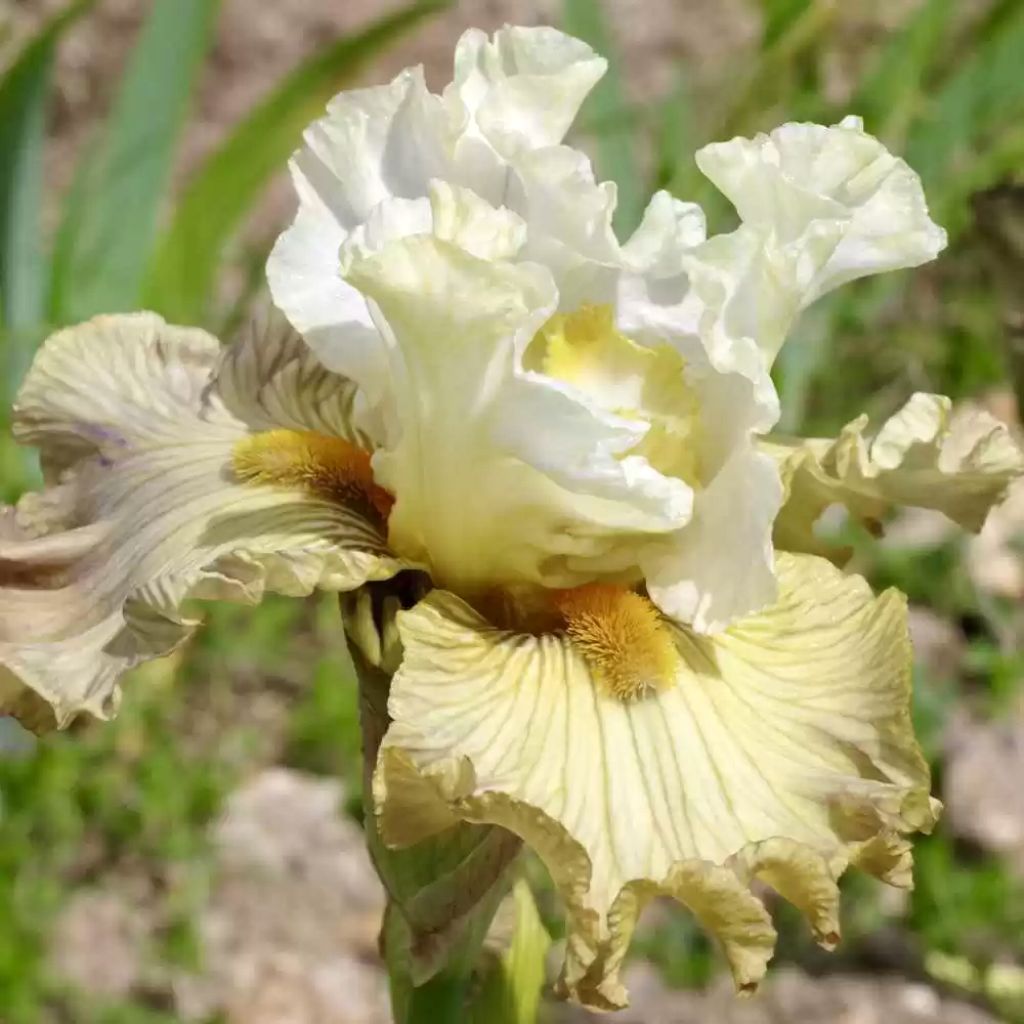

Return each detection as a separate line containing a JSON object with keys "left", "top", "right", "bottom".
{"left": 403, "top": 971, "right": 469, "bottom": 1024}
{"left": 344, "top": 589, "right": 522, "bottom": 1024}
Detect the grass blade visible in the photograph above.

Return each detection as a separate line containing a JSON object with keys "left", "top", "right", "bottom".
{"left": 714, "top": 0, "right": 836, "bottom": 138}
{"left": 850, "top": 0, "right": 954, "bottom": 147}
{"left": 655, "top": 68, "right": 694, "bottom": 193}
{"left": 0, "top": 1, "right": 95, "bottom": 496}
{"left": 145, "top": 1, "right": 447, "bottom": 325}
{"left": 759, "top": 0, "right": 814, "bottom": 48}
{"left": 562, "top": 0, "right": 645, "bottom": 236}
{"left": 907, "top": 5, "right": 1024, "bottom": 235}
{"left": 50, "top": 0, "right": 221, "bottom": 322}
{"left": 0, "top": 0, "right": 93, "bottom": 338}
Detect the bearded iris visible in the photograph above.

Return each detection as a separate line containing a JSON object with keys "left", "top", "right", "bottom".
{"left": 2, "top": 24, "right": 1022, "bottom": 1014}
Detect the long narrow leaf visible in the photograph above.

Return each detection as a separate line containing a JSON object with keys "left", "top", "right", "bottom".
{"left": 145, "top": 1, "right": 446, "bottom": 325}
{"left": 718, "top": 0, "right": 836, "bottom": 138}
{"left": 760, "top": 0, "right": 814, "bottom": 48}
{"left": 850, "top": 0, "right": 953, "bottom": 147}
{"left": 0, "top": 0, "right": 95, "bottom": 497}
{"left": 469, "top": 881, "right": 551, "bottom": 1024}
{"left": 655, "top": 69, "right": 694, "bottom": 193}
{"left": 0, "top": 0, "right": 93, "bottom": 337}
{"left": 907, "top": 5, "right": 1024, "bottom": 228}
{"left": 50, "top": 0, "right": 220, "bottom": 322}
{"left": 562, "top": 0, "right": 644, "bottom": 236}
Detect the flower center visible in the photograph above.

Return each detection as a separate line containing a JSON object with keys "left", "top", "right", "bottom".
{"left": 232, "top": 430, "right": 394, "bottom": 521}
{"left": 529, "top": 304, "right": 704, "bottom": 487}
{"left": 555, "top": 583, "right": 678, "bottom": 701}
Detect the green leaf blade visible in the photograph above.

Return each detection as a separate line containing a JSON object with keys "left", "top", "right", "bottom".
{"left": 0, "top": 1, "right": 93, "bottom": 337}
{"left": 50, "top": 0, "right": 221, "bottom": 322}
{"left": 0, "top": 0, "right": 95, "bottom": 496}
{"left": 851, "top": 0, "right": 954, "bottom": 146}
{"left": 906, "top": 6, "right": 1024, "bottom": 234}
{"left": 562, "top": 0, "right": 645, "bottom": 237}
{"left": 759, "top": 0, "right": 814, "bottom": 48}
{"left": 470, "top": 880, "right": 552, "bottom": 1024}
{"left": 144, "top": 1, "right": 446, "bottom": 325}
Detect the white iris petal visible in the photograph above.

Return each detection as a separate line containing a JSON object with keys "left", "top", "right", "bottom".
{"left": 269, "top": 26, "right": 948, "bottom": 631}
{"left": 695, "top": 115, "right": 947, "bottom": 362}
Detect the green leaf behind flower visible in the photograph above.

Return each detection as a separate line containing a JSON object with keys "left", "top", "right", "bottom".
{"left": 562, "top": 0, "right": 645, "bottom": 237}
{"left": 49, "top": 0, "right": 221, "bottom": 322}
{"left": 0, "top": 1, "right": 95, "bottom": 338}
{"left": 0, "top": 0, "right": 96, "bottom": 495}
{"left": 470, "top": 880, "right": 552, "bottom": 1024}
{"left": 144, "top": 1, "right": 448, "bottom": 326}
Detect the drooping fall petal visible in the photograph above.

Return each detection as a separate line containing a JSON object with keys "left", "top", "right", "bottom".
{"left": 374, "top": 553, "right": 936, "bottom": 1009}
{"left": 1, "top": 314, "right": 402, "bottom": 730}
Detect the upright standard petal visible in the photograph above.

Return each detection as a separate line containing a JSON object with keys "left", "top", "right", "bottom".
{"left": 375, "top": 554, "right": 936, "bottom": 1009}
{"left": 2, "top": 314, "right": 402, "bottom": 731}
{"left": 614, "top": 269, "right": 784, "bottom": 629}
{"left": 450, "top": 25, "right": 606, "bottom": 156}
{"left": 268, "top": 24, "right": 606, "bottom": 407}
{"left": 266, "top": 66, "right": 458, "bottom": 434}
{"left": 345, "top": 235, "right": 693, "bottom": 596}
{"left": 641, "top": 445, "right": 782, "bottom": 633}
{"left": 766, "top": 393, "right": 1024, "bottom": 559}
{"left": 694, "top": 116, "right": 947, "bottom": 362}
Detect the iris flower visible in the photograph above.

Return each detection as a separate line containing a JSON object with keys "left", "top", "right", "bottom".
{"left": 3, "top": 25, "right": 1022, "bottom": 1012}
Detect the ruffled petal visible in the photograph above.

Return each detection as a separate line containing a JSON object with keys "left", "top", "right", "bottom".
{"left": 615, "top": 235, "right": 781, "bottom": 430}
{"left": 695, "top": 116, "right": 946, "bottom": 362}
{"left": 509, "top": 145, "right": 621, "bottom": 306}
{"left": 642, "top": 444, "right": 782, "bottom": 633}
{"left": 613, "top": 276, "right": 784, "bottom": 629}
{"left": 344, "top": 235, "right": 693, "bottom": 595}
{"left": 766, "top": 392, "right": 1024, "bottom": 559}
{"left": 268, "top": 25, "right": 603, "bottom": 402}
{"left": 1, "top": 314, "right": 401, "bottom": 730}
{"left": 449, "top": 25, "right": 606, "bottom": 156}
{"left": 621, "top": 190, "right": 707, "bottom": 278}
{"left": 375, "top": 553, "right": 936, "bottom": 1009}
{"left": 266, "top": 67, "right": 458, "bottom": 433}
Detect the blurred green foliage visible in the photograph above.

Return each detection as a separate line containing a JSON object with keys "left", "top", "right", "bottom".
{"left": 1, "top": 0, "right": 1024, "bottom": 1020}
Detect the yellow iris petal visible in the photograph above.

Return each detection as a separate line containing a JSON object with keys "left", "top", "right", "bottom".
{"left": 765, "top": 392, "right": 1024, "bottom": 560}
{"left": 532, "top": 303, "right": 704, "bottom": 486}
{"left": 2, "top": 315, "right": 402, "bottom": 731}
{"left": 376, "top": 553, "right": 937, "bottom": 1009}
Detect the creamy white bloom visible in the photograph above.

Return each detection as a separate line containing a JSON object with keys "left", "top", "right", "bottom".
{"left": 2, "top": 24, "right": 1015, "bottom": 1018}
{"left": 766, "top": 393, "right": 1024, "bottom": 559}
{"left": 268, "top": 26, "right": 946, "bottom": 632}
{"left": 694, "top": 115, "right": 948, "bottom": 363}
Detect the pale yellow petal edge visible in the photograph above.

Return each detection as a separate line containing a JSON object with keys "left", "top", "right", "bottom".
{"left": 375, "top": 746, "right": 935, "bottom": 1009}
{"left": 767, "top": 393, "right": 1024, "bottom": 559}
{"left": 373, "top": 558, "right": 938, "bottom": 1010}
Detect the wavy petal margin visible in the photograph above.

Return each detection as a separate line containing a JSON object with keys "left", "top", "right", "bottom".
{"left": 373, "top": 553, "right": 937, "bottom": 1009}
{"left": 450, "top": 25, "right": 606, "bottom": 157}
{"left": 765, "top": 392, "right": 1024, "bottom": 559}
{"left": 1, "top": 314, "right": 402, "bottom": 731}
{"left": 694, "top": 115, "right": 946, "bottom": 363}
